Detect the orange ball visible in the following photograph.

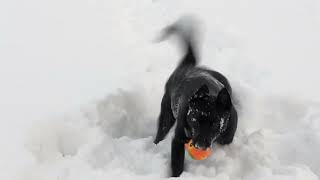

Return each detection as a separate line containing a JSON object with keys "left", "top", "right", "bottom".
{"left": 184, "top": 140, "right": 212, "bottom": 160}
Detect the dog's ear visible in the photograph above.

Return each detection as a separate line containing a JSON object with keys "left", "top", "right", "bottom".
{"left": 216, "top": 88, "right": 231, "bottom": 110}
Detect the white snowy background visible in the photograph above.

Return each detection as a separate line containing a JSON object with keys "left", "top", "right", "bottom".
{"left": 1, "top": 0, "right": 320, "bottom": 179}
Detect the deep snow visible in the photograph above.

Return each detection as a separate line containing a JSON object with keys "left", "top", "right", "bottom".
{"left": 1, "top": 0, "right": 320, "bottom": 179}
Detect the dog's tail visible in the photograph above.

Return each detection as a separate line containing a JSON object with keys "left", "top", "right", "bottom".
{"left": 157, "top": 16, "right": 200, "bottom": 68}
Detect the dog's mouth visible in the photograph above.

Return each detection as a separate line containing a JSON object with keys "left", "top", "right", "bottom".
{"left": 191, "top": 138, "right": 215, "bottom": 150}
{"left": 191, "top": 133, "right": 221, "bottom": 150}
{"left": 184, "top": 128, "right": 220, "bottom": 150}
{"left": 186, "top": 140, "right": 213, "bottom": 152}
{"left": 193, "top": 143, "right": 211, "bottom": 150}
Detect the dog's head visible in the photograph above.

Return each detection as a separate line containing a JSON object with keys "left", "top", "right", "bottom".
{"left": 186, "top": 85, "right": 232, "bottom": 150}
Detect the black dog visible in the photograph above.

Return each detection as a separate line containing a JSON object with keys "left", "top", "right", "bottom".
{"left": 154, "top": 20, "right": 238, "bottom": 177}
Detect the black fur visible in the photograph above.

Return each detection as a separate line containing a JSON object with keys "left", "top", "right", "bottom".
{"left": 154, "top": 20, "right": 238, "bottom": 177}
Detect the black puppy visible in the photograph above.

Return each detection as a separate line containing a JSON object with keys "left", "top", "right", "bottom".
{"left": 154, "top": 20, "right": 238, "bottom": 177}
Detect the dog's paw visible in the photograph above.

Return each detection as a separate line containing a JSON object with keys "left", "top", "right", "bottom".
{"left": 153, "top": 138, "right": 161, "bottom": 144}
{"left": 153, "top": 134, "right": 165, "bottom": 144}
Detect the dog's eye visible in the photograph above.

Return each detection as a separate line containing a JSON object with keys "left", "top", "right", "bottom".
{"left": 191, "top": 118, "right": 197, "bottom": 122}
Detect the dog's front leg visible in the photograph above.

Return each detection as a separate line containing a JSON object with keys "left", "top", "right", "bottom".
{"left": 171, "top": 128, "right": 187, "bottom": 177}
{"left": 154, "top": 91, "right": 176, "bottom": 144}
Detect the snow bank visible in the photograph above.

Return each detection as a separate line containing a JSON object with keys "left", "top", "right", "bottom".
{"left": 21, "top": 85, "right": 320, "bottom": 180}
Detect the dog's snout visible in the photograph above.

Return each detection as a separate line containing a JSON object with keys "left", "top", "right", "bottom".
{"left": 193, "top": 139, "right": 211, "bottom": 150}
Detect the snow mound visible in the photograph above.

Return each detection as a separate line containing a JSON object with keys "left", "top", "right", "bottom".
{"left": 22, "top": 86, "right": 320, "bottom": 180}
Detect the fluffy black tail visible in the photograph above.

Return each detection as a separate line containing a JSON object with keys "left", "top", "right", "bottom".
{"left": 157, "top": 17, "right": 200, "bottom": 68}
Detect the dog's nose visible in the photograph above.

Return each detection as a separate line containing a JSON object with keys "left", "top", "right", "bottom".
{"left": 194, "top": 140, "right": 210, "bottom": 150}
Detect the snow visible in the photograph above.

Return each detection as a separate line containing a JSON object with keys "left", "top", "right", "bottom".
{"left": 1, "top": 0, "right": 320, "bottom": 179}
